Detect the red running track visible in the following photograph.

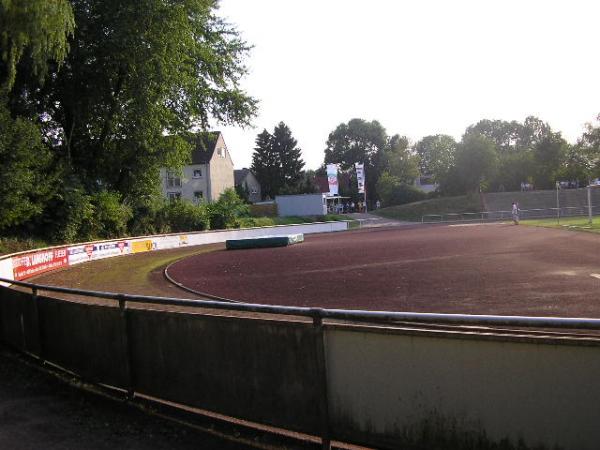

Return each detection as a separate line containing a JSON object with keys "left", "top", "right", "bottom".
{"left": 166, "top": 224, "right": 600, "bottom": 317}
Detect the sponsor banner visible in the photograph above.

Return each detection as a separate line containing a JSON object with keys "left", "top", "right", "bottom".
{"left": 131, "top": 239, "right": 156, "bottom": 254}
{"left": 68, "top": 241, "right": 129, "bottom": 265}
{"left": 326, "top": 164, "right": 339, "bottom": 195}
{"left": 12, "top": 247, "right": 69, "bottom": 281}
{"left": 355, "top": 163, "right": 365, "bottom": 194}
{"left": 152, "top": 234, "right": 190, "bottom": 251}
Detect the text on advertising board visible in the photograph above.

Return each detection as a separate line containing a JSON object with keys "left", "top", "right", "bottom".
{"left": 12, "top": 248, "right": 69, "bottom": 281}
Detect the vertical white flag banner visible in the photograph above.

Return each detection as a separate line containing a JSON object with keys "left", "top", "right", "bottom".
{"left": 355, "top": 163, "right": 365, "bottom": 194}
{"left": 326, "top": 164, "right": 339, "bottom": 195}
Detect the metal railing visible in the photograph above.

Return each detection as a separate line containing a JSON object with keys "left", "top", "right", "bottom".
{"left": 422, "top": 205, "right": 599, "bottom": 224}
{"left": 3, "top": 277, "right": 600, "bottom": 330}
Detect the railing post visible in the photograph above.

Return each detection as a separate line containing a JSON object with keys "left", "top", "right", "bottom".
{"left": 118, "top": 296, "right": 135, "bottom": 400}
{"left": 311, "top": 309, "right": 331, "bottom": 450}
{"left": 31, "top": 287, "right": 44, "bottom": 361}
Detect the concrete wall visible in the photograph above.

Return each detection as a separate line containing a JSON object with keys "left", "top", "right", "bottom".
{"left": 2, "top": 282, "right": 600, "bottom": 449}
{"left": 325, "top": 326, "right": 600, "bottom": 449}
{"left": 276, "top": 194, "right": 327, "bottom": 217}
{"left": 484, "top": 188, "right": 600, "bottom": 214}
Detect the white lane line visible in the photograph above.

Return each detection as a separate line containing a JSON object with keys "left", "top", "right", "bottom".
{"left": 590, "top": 273, "right": 600, "bottom": 279}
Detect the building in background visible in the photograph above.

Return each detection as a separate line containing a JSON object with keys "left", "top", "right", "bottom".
{"left": 160, "top": 131, "right": 234, "bottom": 204}
{"left": 234, "top": 168, "right": 262, "bottom": 203}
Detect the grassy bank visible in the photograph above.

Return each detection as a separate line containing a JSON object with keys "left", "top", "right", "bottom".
{"left": 237, "top": 214, "right": 348, "bottom": 228}
{"left": 522, "top": 216, "right": 600, "bottom": 234}
{"left": 374, "top": 195, "right": 483, "bottom": 222}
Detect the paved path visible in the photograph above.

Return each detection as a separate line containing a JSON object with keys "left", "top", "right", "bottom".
{"left": 0, "top": 345, "right": 262, "bottom": 450}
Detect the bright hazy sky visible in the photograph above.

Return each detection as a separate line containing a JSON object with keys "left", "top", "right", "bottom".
{"left": 217, "top": 0, "right": 600, "bottom": 170}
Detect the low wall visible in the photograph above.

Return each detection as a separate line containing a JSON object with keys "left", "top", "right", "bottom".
{"left": 0, "top": 220, "right": 349, "bottom": 285}
{"left": 2, "top": 283, "right": 600, "bottom": 449}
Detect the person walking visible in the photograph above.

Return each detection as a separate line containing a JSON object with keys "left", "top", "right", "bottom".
{"left": 512, "top": 202, "right": 519, "bottom": 225}
{"left": 376, "top": 200, "right": 381, "bottom": 209}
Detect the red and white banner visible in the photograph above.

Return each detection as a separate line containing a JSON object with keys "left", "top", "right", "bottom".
{"left": 326, "top": 164, "right": 339, "bottom": 195}
{"left": 12, "top": 248, "right": 69, "bottom": 281}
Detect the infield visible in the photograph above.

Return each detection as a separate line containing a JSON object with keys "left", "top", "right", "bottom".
{"left": 166, "top": 224, "right": 600, "bottom": 317}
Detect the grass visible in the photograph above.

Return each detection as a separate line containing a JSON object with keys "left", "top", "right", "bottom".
{"left": 521, "top": 216, "right": 600, "bottom": 234}
{"left": 237, "top": 214, "right": 350, "bottom": 227}
{"left": 374, "top": 194, "right": 483, "bottom": 222}
{"left": 34, "top": 245, "right": 222, "bottom": 297}
{"left": 0, "top": 237, "right": 51, "bottom": 256}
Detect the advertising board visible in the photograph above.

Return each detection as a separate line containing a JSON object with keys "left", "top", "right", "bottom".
{"left": 68, "top": 241, "right": 129, "bottom": 265}
{"left": 131, "top": 239, "right": 156, "bottom": 254}
{"left": 12, "top": 247, "right": 69, "bottom": 280}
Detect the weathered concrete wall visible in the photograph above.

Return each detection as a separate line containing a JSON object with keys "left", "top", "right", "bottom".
{"left": 128, "top": 310, "right": 322, "bottom": 433}
{"left": 325, "top": 326, "right": 600, "bottom": 450}
{"left": 4, "top": 282, "right": 600, "bottom": 449}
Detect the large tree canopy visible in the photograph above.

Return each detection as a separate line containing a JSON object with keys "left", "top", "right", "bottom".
{"left": 8, "top": 0, "right": 257, "bottom": 199}
{"left": 0, "top": 0, "right": 74, "bottom": 91}
{"left": 414, "top": 134, "right": 456, "bottom": 182}
{"left": 324, "top": 118, "right": 390, "bottom": 203}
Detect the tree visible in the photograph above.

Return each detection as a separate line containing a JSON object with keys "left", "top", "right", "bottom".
{"left": 414, "top": 135, "right": 456, "bottom": 183}
{"left": 251, "top": 122, "right": 305, "bottom": 198}
{"left": 0, "top": 103, "right": 55, "bottom": 230}
{"left": 453, "top": 134, "right": 498, "bottom": 193}
{"left": 251, "top": 129, "right": 278, "bottom": 199}
{"left": 384, "top": 135, "right": 418, "bottom": 181}
{"left": 324, "top": 118, "right": 388, "bottom": 203}
{"left": 272, "top": 122, "right": 305, "bottom": 190}
{"left": 8, "top": 0, "right": 257, "bottom": 200}
{"left": 532, "top": 133, "right": 568, "bottom": 189}
{"left": 0, "top": 0, "right": 74, "bottom": 90}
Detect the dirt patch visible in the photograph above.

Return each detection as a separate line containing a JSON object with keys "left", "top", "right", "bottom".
{"left": 166, "top": 224, "right": 600, "bottom": 318}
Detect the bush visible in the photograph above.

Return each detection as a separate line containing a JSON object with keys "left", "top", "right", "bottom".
{"left": 378, "top": 179, "right": 427, "bottom": 207}
{"left": 165, "top": 200, "right": 210, "bottom": 233}
{"left": 47, "top": 188, "right": 133, "bottom": 242}
{"left": 92, "top": 191, "right": 133, "bottom": 238}
{"left": 50, "top": 187, "right": 95, "bottom": 242}
{"left": 208, "top": 188, "right": 249, "bottom": 229}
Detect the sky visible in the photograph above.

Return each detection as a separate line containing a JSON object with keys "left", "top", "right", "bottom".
{"left": 217, "top": 0, "right": 600, "bottom": 170}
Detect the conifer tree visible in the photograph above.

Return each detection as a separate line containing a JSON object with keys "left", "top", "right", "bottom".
{"left": 272, "top": 122, "right": 305, "bottom": 190}
{"left": 251, "top": 129, "right": 279, "bottom": 199}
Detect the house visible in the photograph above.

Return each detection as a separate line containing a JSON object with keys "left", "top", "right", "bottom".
{"left": 234, "top": 168, "right": 262, "bottom": 203}
{"left": 160, "top": 131, "right": 234, "bottom": 204}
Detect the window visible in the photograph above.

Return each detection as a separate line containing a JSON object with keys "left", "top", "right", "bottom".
{"left": 193, "top": 191, "right": 204, "bottom": 204}
{"left": 217, "top": 147, "right": 225, "bottom": 158}
{"left": 166, "top": 170, "right": 182, "bottom": 187}
{"left": 192, "top": 169, "right": 202, "bottom": 178}
{"left": 167, "top": 192, "right": 181, "bottom": 202}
